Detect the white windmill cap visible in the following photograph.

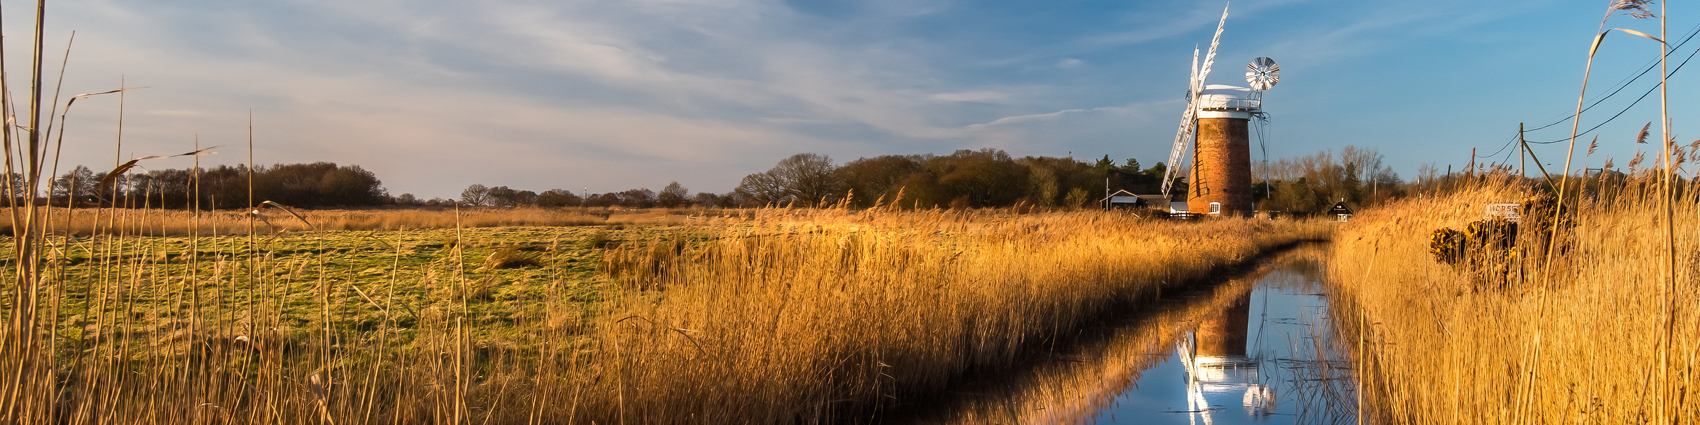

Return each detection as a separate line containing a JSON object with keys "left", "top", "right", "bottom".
{"left": 1197, "top": 84, "right": 1259, "bottom": 118}
{"left": 1201, "top": 84, "right": 1251, "bottom": 93}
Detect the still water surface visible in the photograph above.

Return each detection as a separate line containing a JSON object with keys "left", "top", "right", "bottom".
{"left": 903, "top": 245, "right": 1354, "bottom": 425}
{"left": 1093, "top": 250, "right": 1353, "bottom": 424}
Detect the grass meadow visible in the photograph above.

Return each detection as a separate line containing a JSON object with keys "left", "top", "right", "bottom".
{"left": 0, "top": 204, "right": 1331, "bottom": 423}
{"left": 1, "top": 206, "right": 702, "bottom": 236}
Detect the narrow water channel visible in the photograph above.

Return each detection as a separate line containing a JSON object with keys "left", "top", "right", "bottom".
{"left": 901, "top": 244, "right": 1355, "bottom": 425}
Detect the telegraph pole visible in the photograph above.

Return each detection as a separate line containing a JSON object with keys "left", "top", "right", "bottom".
{"left": 1520, "top": 122, "right": 1527, "bottom": 178}
{"left": 1468, "top": 148, "right": 1476, "bottom": 177}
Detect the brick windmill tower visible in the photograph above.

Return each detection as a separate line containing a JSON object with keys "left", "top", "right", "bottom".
{"left": 1158, "top": 5, "right": 1279, "bottom": 217}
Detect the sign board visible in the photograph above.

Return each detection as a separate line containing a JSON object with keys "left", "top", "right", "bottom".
{"left": 1326, "top": 202, "right": 1354, "bottom": 216}
{"left": 1485, "top": 203, "right": 1521, "bottom": 223}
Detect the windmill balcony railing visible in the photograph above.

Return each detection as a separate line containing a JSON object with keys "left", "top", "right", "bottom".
{"left": 1197, "top": 97, "right": 1260, "bottom": 111}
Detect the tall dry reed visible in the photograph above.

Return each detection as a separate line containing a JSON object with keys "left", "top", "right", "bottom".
{"left": 1328, "top": 174, "right": 1699, "bottom": 423}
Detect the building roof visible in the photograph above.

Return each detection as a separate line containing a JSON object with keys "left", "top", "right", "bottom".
{"left": 1101, "top": 189, "right": 1143, "bottom": 203}
{"left": 1327, "top": 202, "right": 1354, "bottom": 215}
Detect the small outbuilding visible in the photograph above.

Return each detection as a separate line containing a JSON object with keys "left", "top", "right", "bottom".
{"left": 1102, "top": 189, "right": 1147, "bottom": 210}
{"left": 1169, "top": 201, "right": 1190, "bottom": 214}
{"left": 1327, "top": 202, "right": 1354, "bottom": 222}
{"left": 1136, "top": 194, "right": 1173, "bottom": 211}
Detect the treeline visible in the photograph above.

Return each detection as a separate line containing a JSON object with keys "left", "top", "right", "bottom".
{"left": 417, "top": 182, "right": 702, "bottom": 209}
{"left": 1252, "top": 145, "right": 1404, "bottom": 213}
{"left": 33, "top": 146, "right": 1402, "bottom": 213}
{"left": 732, "top": 149, "right": 1178, "bottom": 208}
{"left": 439, "top": 182, "right": 739, "bottom": 209}
{"left": 446, "top": 149, "right": 1185, "bottom": 210}
{"left": 35, "top": 162, "right": 386, "bottom": 209}
{"left": 719, "top": 146, "right": 1406, "bottom": 212}
{"left": 446, "top": 146, "right": 1407, "bottom": 213}
{"left": 729, "top": 146, "right": 1400, "bottom": 212}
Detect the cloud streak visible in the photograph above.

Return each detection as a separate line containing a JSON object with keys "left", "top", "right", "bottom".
{"left": 7, "top": 0, "right": 1627, "bottom": 198}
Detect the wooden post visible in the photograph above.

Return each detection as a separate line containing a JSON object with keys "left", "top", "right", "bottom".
{"left": 1520, "top": 122, "right": 1527, "bottom": 178}
{"left": 1468, "top": 148, "right": 1476, "bottom": 177}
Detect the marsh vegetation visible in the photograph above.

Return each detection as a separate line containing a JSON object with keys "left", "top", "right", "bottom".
{"left": 1330, "top": 173, "right": 1700, "bottom": 423}
{"left": 0, "top": 203, "right": 1331, "bottom": 423}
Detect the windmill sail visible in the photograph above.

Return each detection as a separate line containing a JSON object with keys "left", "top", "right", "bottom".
{"left": 1160, "top": 4, "right": 1230, "bottom": 198}
{"left": 1160, "top": 47, "right": 1201, "bottom": 197}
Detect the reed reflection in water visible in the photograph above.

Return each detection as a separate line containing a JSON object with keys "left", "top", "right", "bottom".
{"left": 900, "top": 245, "right": 1355, "bottom": 425}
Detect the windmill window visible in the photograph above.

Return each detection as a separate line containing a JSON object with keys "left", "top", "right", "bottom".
{"left": 1208, "top": 202, "right": 1222, "bottom": 214}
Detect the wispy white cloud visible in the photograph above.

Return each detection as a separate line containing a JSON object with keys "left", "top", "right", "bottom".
{"left": 8, "top": 0, "right": 1603, "bottom": 196}
{"left": 32, "top": 0, "right": 1014, "bottom": 194}
{"left": 928, "top": 91, "right": 1008, "bottom": 103}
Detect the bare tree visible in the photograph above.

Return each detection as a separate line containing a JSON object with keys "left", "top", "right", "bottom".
{"left": 737, "top": 153, "right": 844, "bottom": 207}
{"left": 1339, "top": 145, "right": 1385, "bottom": 183}
{"left": 460, "top": 184, "right": 491, "bottom": 206}
{"left": 658, "top": 181, "right": 690, "bottom": 208}
{"left": 52, "top": 165, "right": 98, "bottom": 205}
{"left": 1416, "top": 163, "right": 1440, "bottom": 191}
{"left": 780, "top": 153, "right": 844, "bottom": 206}
{"left": 736, "top": 169, "right": 791, "bottom": 206}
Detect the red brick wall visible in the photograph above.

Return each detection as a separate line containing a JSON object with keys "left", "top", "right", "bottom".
{"left": 1189, "top": 117, "right": 1252, "bottom": 216}
{"left": 1195, "top": 291, "right": 1252, "bottom": 357}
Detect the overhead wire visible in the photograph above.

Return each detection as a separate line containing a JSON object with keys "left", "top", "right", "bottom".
{"left": 1475, "top": 133, "right": 1521, "bottom": 159}
{"left": 1496, "top": 137, "right": 1521, "bottom": 168}
{"left": 1526, "top": 40, "right": 1700, "bottom": 144}
{"left": 1523, "top": 21, "right": 1700, "bottom": 134}
{"left": 1473, "top": 20, "right": 1700, "bottom": 158}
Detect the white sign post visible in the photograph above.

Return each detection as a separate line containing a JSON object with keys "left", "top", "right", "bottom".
{"left": 1485, "top": 203, "right": 1521, "bottom": 223}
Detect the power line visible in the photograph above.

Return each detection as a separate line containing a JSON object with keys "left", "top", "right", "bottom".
{"left": 1496, "top": 136, "right": 1520, "bottom": 166}
{"left": 1522, "top": 21, "right": 1700, "bottom": 134}
{"left": 1475, "top": 132, "right": 1520, "bottom": 159}
{"left": 1527, "top": 40, "right": 1700, "bottom": 144}
{"left": 1472, "top": 21, "right": 1700, "bottom": 158}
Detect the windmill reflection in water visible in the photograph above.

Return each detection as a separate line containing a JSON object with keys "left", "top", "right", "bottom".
{"left": 1175, "top": 290, "right": 1277, "bottom": 422}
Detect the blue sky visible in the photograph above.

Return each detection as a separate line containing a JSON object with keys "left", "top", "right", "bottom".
{"left": 14, "top": 0, "right": 1699, "bottom": 198}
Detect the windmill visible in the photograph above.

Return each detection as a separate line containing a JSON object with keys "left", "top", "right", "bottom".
{"left": 1158, "top": 5, "right": 1229, "bottom": 199}
{"left": 1157, "top": 4, "right": 1278, "bottom": 217}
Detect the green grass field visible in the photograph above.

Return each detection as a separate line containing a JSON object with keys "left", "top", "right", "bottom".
{"left": 20, "top": 224, "right": 694, "bottom": 359}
